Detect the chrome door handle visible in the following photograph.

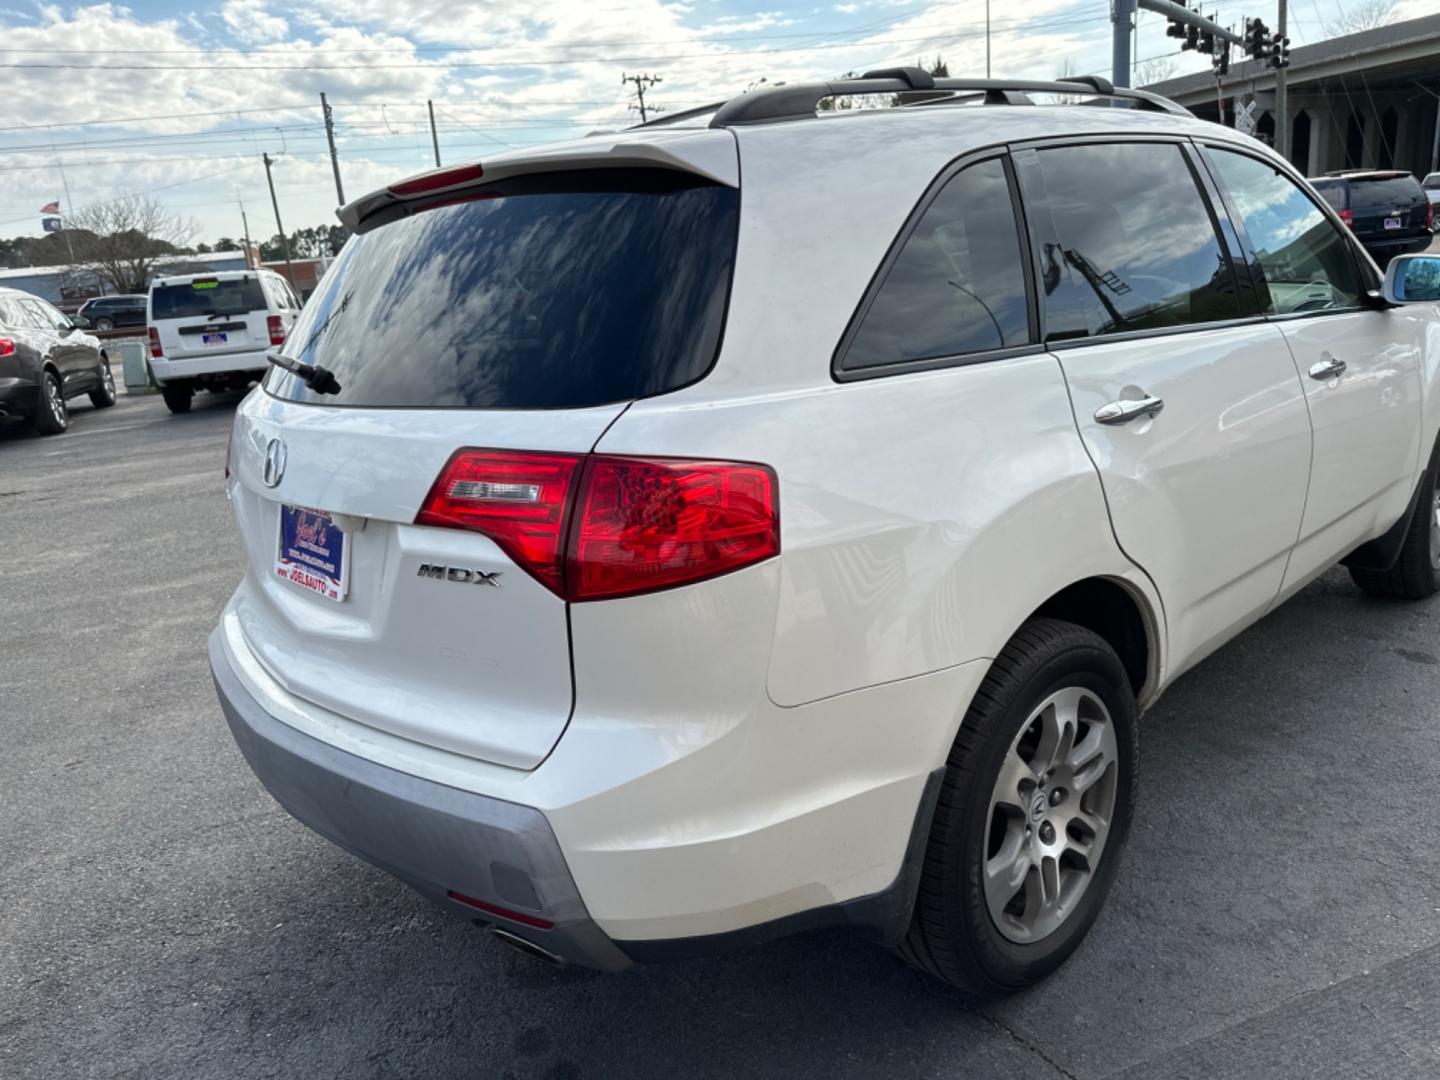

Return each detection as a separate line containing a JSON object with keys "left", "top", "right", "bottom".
{"left": 1095, "top": 396, "right": 1165, "bottom": 425}
{"left": 1309, "top": 357, "right": 1346, "bottom": 380}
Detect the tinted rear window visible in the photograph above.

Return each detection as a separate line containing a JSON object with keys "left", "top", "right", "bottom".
{"left": 265, "top": 169, "right": 739, "bottom": 410}
{"left": 1347, "top": 177, "right": 1422, "bottom": 209}
{"left": 151, "top": 278, "right": 266, "bottom": 320}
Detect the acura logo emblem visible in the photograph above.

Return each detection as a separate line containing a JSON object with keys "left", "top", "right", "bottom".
{"left": 262, "top": 438, "right": 287, "bottom": 488}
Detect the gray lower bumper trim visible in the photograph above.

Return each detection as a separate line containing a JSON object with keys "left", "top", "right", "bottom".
{"left": 208, "top": 630, "right": 631, "bottom": 971}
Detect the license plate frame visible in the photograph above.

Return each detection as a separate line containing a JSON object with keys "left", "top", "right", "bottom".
{"left": 275, "top": 504, "right": 349, "bottom": 602}
{"left": 1384, "top": 216, "right": 1403, "bottom": 230}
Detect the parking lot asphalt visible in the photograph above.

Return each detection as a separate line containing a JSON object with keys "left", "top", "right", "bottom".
{"left": 4, "top": 376, "right": 1440, "bottom": 1080}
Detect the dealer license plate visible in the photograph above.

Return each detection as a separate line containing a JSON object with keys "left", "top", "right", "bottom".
{"left": 202, "top": 331, "right": 229, "bottom": 346}
{"left": 275, "top": 504, "right": 348, "bottom": 602}
{"left": 1384, "top": 216, "right": 1402, "bottom": 230}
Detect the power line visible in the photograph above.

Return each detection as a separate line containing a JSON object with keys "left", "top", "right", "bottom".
{"left": 0, "top": 99, "right": 709, "bottom": 135}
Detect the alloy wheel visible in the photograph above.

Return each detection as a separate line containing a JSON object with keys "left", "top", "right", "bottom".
{"left": 984, "top": 686, "right": 1119, "bottom": 944}
{"left": 46, "top": 376, "right": 66, "bottom": 426}
{"left": 1430, "top": 471, "right": 1440, "bottom": 571}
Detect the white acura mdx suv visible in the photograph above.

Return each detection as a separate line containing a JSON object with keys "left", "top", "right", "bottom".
{"left": 210, "top": 70, "right": 1440, "bottom": 995}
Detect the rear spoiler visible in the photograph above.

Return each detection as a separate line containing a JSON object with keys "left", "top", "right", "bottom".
{"left": 336, "top": 130, "right": 739, "bottom": 232}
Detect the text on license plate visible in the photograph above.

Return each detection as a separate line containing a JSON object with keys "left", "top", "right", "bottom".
{"left": 202, "top": 331, "right": 229, "bottom": 345}
{"left": 275, "top": 504, "right": 348, "bottom": 602}
{"left": 1384, "top": 216, "right": 1402, "bottom": 230}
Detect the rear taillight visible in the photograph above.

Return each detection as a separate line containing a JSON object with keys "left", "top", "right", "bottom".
{"left": 568, "top": 457, "right": 779, "bottom": 601}
{"left": 1339, "top": 208, "right": 1354, "bottom": 229}
{"left": 415, "top": 450, "right": 780, "bottom": 601}
{"left": 1427, "top": 201, "right": 1434, "bottom": 230}
{"left": 0, "top": 338, "right": 13, "bottom": 357}
{"left": 416, "top": 450, "right": 581, "bottom": 595}
{"left": 147, "top": 326, "right": 161, "bottom": 358}
{"left": 267, "top": 315, "right": 285, "bottom": 346}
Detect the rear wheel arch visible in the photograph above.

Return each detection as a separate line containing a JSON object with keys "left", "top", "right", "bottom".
{"left": 1023, "top": 577, "right": 1158, "bottom": 705}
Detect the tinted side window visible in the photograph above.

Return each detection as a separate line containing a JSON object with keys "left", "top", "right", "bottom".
{"left": 1028, "top": 142, "right": 1240, "bottom": 341}
{"left": 24, "top": 300, "right": 69, "bottom": 331}
{"left": 841, "top": 157, "right": 1030, "bottom": 370}
{"left": 0, "top": 298, "right": 25, "bottom": 327}
{"left": 1206, "top": 148, "right": 1361, "bottom": 313}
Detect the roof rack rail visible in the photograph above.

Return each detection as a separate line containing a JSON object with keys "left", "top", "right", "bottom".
{"left": 706, "top": 73, "right": 1189, "bottom": 128}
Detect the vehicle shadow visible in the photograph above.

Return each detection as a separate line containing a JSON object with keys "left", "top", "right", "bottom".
{"left": 137, "top": 569, "right": 1440, "bottom": 1078}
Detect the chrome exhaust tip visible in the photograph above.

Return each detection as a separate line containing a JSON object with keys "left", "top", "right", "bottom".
{"left": 490, "top": 926, "right": 565, "bottom": 966}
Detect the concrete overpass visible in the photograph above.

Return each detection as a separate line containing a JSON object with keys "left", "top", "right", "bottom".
{"left": 1146, "top": 13, "right": 1440, "bottom": 179}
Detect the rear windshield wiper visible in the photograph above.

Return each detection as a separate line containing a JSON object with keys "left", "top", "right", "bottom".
{"left": 266, "top": 348, "right": 342, "bottom": 395}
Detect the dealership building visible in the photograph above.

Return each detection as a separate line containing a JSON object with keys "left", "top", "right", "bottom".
{"left": 1148, "top": 12, "right": 1440, "bottom": 179}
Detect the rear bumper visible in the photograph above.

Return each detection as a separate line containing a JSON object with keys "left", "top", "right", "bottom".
{"left": 0, "top": 376, "right": 38, "bottom": 419}
{"left": 1358, "top": 232, "right": 1433, "bottom": 261}
{"left": 151, "top": 349, "right": 268, "bottom": 383}
{"left": 209, "top": 629, "right": 633, "bottom": 970}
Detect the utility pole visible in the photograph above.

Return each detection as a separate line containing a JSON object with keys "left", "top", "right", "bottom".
{"left": 1112, "top": 0, "right": 1134, "bottom": 88}
{"left": 262, "top": 153, "right": 296, "bottom": 288}
{"left": 622, "top": 72, "right": 663, "bottom": 122}
{"left": 320, "top": 92, "right": 344, "bottom": 206}
{"left": 1274, "top": 0, "right": 1289, "bottom": 162}
{"left": 428, "top": 99, "right": 442, "bottom": 166}
{"left": 986, "top": 0, "right": 991, "bottom": 78}
{"left": 54, "top": 157, "right": 78, "bottom": 269}
{"left": 238, "top": 194, "right": 254, "bottom": 269}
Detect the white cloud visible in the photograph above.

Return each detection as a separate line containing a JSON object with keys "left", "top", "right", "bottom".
{"left": 0, "top": 0, "right": 1387, "bottom": 243}
{"left": 222, "top": 0, "right": 288, "bottom": 44}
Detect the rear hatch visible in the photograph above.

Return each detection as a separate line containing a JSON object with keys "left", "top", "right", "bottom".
{"left": 152, "top": 274, "right": 271, "bottom": 359}
{"left": 1344, "top": 174, "right": 1429, "bottom": 240}
{"left": 227, "top": 144, "right": 739, "bottom": 770}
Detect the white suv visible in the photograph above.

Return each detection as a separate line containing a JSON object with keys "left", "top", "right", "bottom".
{"left": 148, "top": 268, "right": 301, "bottom": 413}
{"left": 209, "top": 71, "right": 1440, "bottom": 995}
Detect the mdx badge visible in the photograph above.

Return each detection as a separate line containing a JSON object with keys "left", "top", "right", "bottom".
{"left": 418, "top": 564, "right": 502, "bottom": 587}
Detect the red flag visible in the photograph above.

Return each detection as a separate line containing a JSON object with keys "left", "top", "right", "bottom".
{"left": 40, "top": 200, "right": 60, "bottom": 215}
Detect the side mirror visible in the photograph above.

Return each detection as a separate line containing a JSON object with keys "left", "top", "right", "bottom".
{"left": 69, "top": 315, "right": 92, "bottom": 330}
{"left": 1382, "top": 254, "right": 1440, "bottom": 304}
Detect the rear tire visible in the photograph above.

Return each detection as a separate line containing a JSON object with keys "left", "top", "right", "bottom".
{"left": 1349, "top": 442, "right": 1440, "bottom": 600}
{"left": 898, "top": 618, "right": 1138, "bottom": 997}
{"left": 32, "top": 370, "right": 68, "bottom": 435}
{"left": 89, "top": 358, "right": 117, "bottom": 409}
{"left": 94, "top": 316, "right": 114, "bottom": 331}
{"left": 161, "top": 381, "right": 193, "bottom": 414}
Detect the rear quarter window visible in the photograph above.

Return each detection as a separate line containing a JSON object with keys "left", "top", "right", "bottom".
{"left": 1309, "top": 179, "right": 1345, "bottom": 211}
{"left": 264, "top": 168, "right": 739, "bottom": 410}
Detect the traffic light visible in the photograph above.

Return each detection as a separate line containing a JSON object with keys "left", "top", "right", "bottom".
{"left": 1244, "top": 18, "right": 1271, "bottom": 62}
{"left": 1269, "top": 36, "right": 1291, "bottom": 69}
{"left": 1166, "top": 19, "right": 1186, "bottom": 38}
{"left": 1214, "top": 42, "right": 1230, "bottom": 76}
{"left": 1184, "top": 24, "right": 1200, "bottom": 50}
{"left": 1199, "top": 29, "right": 1215, "bottom": 55}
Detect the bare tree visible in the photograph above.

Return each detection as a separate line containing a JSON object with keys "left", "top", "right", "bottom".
{"left": 1053, "top": 57, "right": 1085, "bottom": 104}
{"left": 64, "top": 194, "right": 196, "bottom": 293}
{"left": 1136, "top": 56, "right": 1179, "bottom": 87}
{"left": 1328, "top": 0, "right": 1397, "bottom": 36}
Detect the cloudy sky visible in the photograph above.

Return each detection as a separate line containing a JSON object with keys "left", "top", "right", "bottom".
{"left": 0, "top": 0, "right": 1430, "bottom": 247}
